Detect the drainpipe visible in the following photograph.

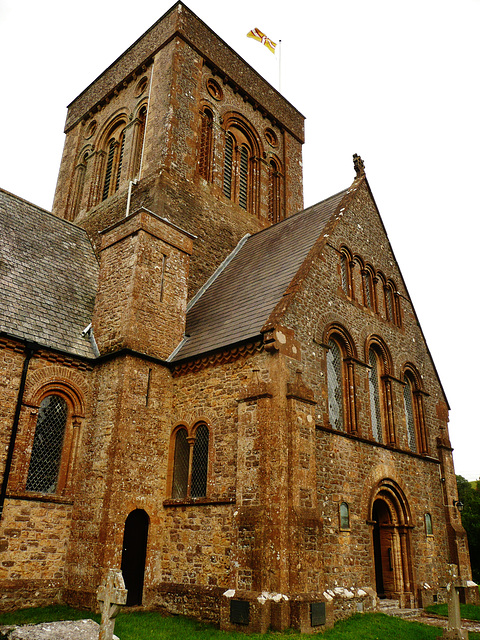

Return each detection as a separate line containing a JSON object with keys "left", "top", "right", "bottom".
{"left": 0, "top": 341, "right": 37, "bottom": 521}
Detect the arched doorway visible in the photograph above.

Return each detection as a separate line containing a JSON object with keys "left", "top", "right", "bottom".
{"left": 121, "top": 509, "right": 149, "bottom": 606}
{"left": 370, "top": 481, "right": 414, "bottom": 606}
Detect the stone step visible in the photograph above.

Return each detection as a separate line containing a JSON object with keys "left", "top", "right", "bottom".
{"left": 377, "top": 599, "right": 424, "bottom": 619}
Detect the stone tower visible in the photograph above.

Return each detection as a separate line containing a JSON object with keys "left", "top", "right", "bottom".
{"left": 52, "top": 1, "right": 305, "bottom": 298}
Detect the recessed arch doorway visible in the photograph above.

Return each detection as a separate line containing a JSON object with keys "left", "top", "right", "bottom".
{"left": 370, "top": 481, "right": 415, "bottom": 607}
{"left": 121, "top": 509, "right": 149, "bottom": 606}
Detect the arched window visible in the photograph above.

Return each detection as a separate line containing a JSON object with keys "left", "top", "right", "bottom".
{"left": 425, "top": 513, "right": 433, "bottom": 536}
{"left": 327, "top": 339, "right": 344, "bottom": 431}
{"left": 171, "top": 423, "right": 210, "bottom": 499}
{"left": 131, "top": 105, "right": 147, "bottom": 180}
{"left": 403, "top": 373, "right": 417, "bottom": 452}
{"left": 324, "top": 325, "right": 358, "bottom": 435}
{"left": 172, "top": 428, "right": 189, "bottom": 499}
{"left": 191, "top": 423, "right": 209, "bottom": 497}
{"left": 198, "top": 107, "right": 214, "bottom": 181}
{"left": 268, "top": 158, "right": 283, "bottom": 223}
{"left": 102, "top": 122, "right": 126, "bottom": 201}
{"left": 362, "top": 266, "right": 376, "bottom": 311}
{"left": 340, "top": 247, "right": 353, "bottom": 296}
{"left": 223, "top": 123, "right": 258, "bottom": 214}
{"left": 339, "top": 502, "right": 350, "bottom": 530}
{"left": 68, "top": 151, "right": 88, "bottom": 221}
{"left": 368, "top": 348, "right": 384, "bottom": 443}
{"left": 26, "top": 395, "right": 68, "bottom": 494}
{"left": 402, "top": 366, "right": 428, "bottom": 454}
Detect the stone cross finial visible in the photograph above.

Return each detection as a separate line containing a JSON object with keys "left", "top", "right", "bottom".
{"left": 440, "top": 564, "right": 469, "bottom": 640}
{"left": 353, "top": 154, "right": 365, "bottom": 177}
{"left": 97, "top": 569, "right": 128, "bottom": 640}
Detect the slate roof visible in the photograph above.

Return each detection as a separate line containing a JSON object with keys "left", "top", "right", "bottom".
{"left": 171, "top": 188, "right": 349, "bottom": 362}
{"left": 0, "top": 188, "right": 99, "bottom": 358}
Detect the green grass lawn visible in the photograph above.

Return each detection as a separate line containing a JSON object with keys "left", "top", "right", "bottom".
{"left": 426, "top": 602, "right": 480, "bottom": 622}
{"left": 0, "top": 606, "right": 479, "bottom": 640}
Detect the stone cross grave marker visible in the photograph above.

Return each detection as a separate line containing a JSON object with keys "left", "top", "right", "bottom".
{"left": 439, "top": 564, "right": 469, "bottom": 640}
{"left": 97, "top": 569, "right": 128, "bottom": 640}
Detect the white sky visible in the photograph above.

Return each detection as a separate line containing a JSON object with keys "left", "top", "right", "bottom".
{"left": 0, "top": 0, "right": 479, "bottom": 481}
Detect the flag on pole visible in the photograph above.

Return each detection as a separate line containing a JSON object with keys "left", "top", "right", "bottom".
{"left": 247, "top": 28, "right": 277, "bottom": 54}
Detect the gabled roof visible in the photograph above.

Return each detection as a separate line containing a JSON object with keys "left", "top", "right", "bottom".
{"left": 171, "top": 188, "right": 350, "bottom": 362}
{"left": 0, "top": 188, "right": 99, "bottom": 358}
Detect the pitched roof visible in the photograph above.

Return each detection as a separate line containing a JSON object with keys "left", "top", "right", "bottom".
{"left": 0, "top": 188, "right": 99, "bottom": 358}
{"left": 171, "top": 188, "right": 349, "bottom": 362}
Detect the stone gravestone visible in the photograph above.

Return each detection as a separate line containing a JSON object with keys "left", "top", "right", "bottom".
{"left": 439, "top": 564, "right": 469, "bottom": 640}
{"left": 97, "top": 570, "right": 128, "bottom": 640}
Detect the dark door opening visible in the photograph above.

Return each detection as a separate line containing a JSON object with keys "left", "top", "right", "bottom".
{"left": 121, "top": 509, "right": 149, "bottom": 606}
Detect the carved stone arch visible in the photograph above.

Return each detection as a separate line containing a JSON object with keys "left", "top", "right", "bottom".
{"left": 365, "top": 334, "right": 393, "bottom": 375}
{"left": 368, "top": 478, "right": 413, "bottom": 526}
{"left": 402, "top": 362, "right": 423, "bottom": 391}
{"left": 221, "top": 111, "right": 263, "bottom": 157}
{"left": 97, "top": 111, "right": 129, "bottom": 149}
{"left": 322, "top": 322, "right": 358, "bottom": 360}
{"left": 368, "top": 478, "right": 415, "bottom": 604}
{"left": 24, "top": 366, "right": 87, "bottom": 418}
{"left": 18, "top": 367, "right": 87, "bottom": 496}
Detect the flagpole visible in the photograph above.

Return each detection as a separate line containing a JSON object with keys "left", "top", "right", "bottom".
{"left": 278, "top": 39, "right": 282, "bottom": 92}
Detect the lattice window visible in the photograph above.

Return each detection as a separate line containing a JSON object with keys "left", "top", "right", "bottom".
{"left": 191, "top": 424, "right": 209, "bottom": 497}
{"left": 222, "top": 123, "right": 257, "bottom": 214}
{"left": 403, "top": 377, "right": 417, "bottom": 452}
{"left": 172, "top": 428, "right": 189, "bottom": 499}
{"left": 238, "top": 146, "right": 249, "bottom": 210}
{"left": 368, "top": 349, "right": 383, "bottom": 443}
{"left": 327, "top": 339, "right": 344, "bottom": 431}
{"left": 26, "top": 395, "right": 68, "bottom": 494}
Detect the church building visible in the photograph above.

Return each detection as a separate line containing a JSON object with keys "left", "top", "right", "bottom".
{"left": 0, "top": 2, "right": 475, "bottom": 632}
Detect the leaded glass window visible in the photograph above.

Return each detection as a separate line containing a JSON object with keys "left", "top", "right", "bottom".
{"left": 327, "top": 339, "right": 344, "bottom": 431}
{"left": 172, "top": 428, "right": 189, "bottom": 499}
{"left": 26, "top": 395, "right": 68, "bottom": 494}
{"left": 403, "top": 377, "right": 417, "bottom": 452}
{"left": 191, "top": 424, "right": 209, "bottom": 497}
{"left": 368, "top": 349, "right": 383, "bottom": 443}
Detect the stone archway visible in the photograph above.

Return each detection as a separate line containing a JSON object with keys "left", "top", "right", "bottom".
{"left": 121, "top": 509, "right": 149, "bottom": 606}
{"left": 370, "top": 481, "right": 415, "bottom": 607}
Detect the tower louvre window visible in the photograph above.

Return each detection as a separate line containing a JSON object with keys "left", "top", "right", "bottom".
{"left": 239, "top": 146, "right": 249, "bottom": 210}
{"left": 101, "top": 122, "right": 126, "bottom": 202}
{"left": 102, "top": 140, "right": 116, "bottom": 201}
{"left": 222, "top": 122, "right": 258, "bottom": 215}
{"left": 223, "top": 132, "right": 234, "bottom": 198}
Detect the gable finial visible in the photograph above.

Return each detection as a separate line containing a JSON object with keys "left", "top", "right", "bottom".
{"left": 353, "top": 153, "right": 365, "bottom": 178}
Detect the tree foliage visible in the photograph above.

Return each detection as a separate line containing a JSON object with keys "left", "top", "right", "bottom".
{"left": 457, "top": 475, "right": 480, "bottom": 583}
